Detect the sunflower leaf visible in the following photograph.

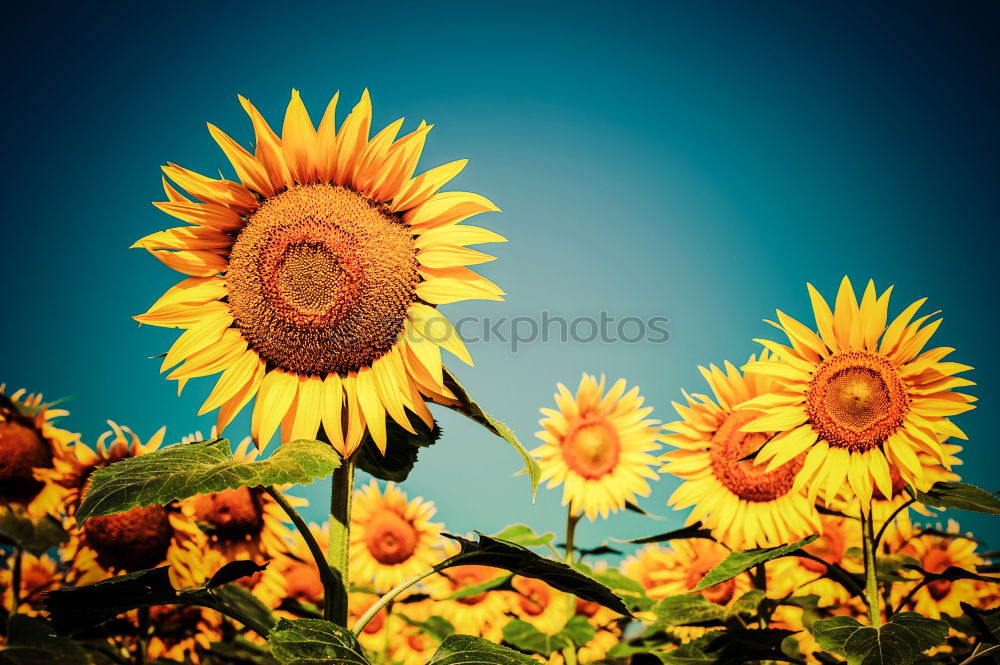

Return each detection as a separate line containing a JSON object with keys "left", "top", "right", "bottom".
{"left": 809, "top": 612, "right": 948, "bottom": 665}
{"left": 445, "top": 573, "right": 515, "bottom": 600}
{"left": 958, "top": 602, "right": 1000, "bottom": 643}
{"left": 0, "top": 506, "right": 69, "bottom": 556}
{"left": 355, "top": 416, "right": 441, "bottom": 482}
{"left": 429, "top": 634, "right": 538, "bottom": 664}
{"left": 616, "top": 521, "right": 716, "bottom": 545}
{"left": 76, "top": 438, "right": 339, "bottom": 522}
{"left": 442, "top": 533, "right": 632, "bottom": 617}
{"left": 501, "top": 620, "right": 573, "bottom": 656}
{"left": 397, "top": 615, "right": 456, "bottom": 642}
{"left": 903, "top": 564, "right": 1000, "bottom": 585}
{"left": 0, "top": 616, "right": 88, "bottom": 665}
{"left": 268, "top": 618, "right": 369, "bottom": 665}
{"left": 909, "top": 481, "right": 1000, "bottom": 515}
{"left": 440, "top": 369, "right": 541, "bottom": 499}
{"left": 694, "top": 535, "right": 818, "bottom": 591}
{"left": 493, "top": 524, "right": 556, "bottom": 548}
{"left": 652, "top": 594, "right": 726, "bottom": 626}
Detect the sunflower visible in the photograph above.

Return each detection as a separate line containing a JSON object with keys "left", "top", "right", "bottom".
{"left": 508, "top": 576, "right": 570, "bottom": 634}
{"left": 181, "top": 434, "right": 301, "bottom": 562}
{"left": 349, "top": 592, "right": 390, "bottom": 654}
{"left": 350, "top": 480, "right": 443, "bottom": 590}
{"left": 887, "top": 519, "right": 989, "bottom": 618}
{"left": 57, "top": 422, "right": 208, "bottom": 588}
{"left": 268, "top": 521, "right": 329, "bottom": 613}
{"left": 646, "top": 539, "right": 753, "bottom": 607}
{"left": 134, "top": 89, "right": 504, "bottom": 456}
{"left": 0, "top": 550, "right": 60, "bottom": 617}
{"left": 0, "top": 385, "right": 78, "bottom": 517}
{"left": 534, "top": 374, "right": 662, "bottom": 520}
{"left": 427, "top": 540, "right": 510, "bottom": 641}
{"left": 661, "top": 352, "right": 820, "bottom": 549}
{"left": 622, "top": 544, "right": 678, "bottom": 601}
{"left": 769, "top": 514, "right": 862, "bottom": 606}
{"left": 144, "top": 605, "right": 222, "bottom": 664}
{"left": 740, "top": 277, "right": 975, "bottom": 508}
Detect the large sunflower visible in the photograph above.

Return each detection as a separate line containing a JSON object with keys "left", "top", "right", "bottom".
{"left": 134, "top": 89, "right": 505, "bottom": 456}
{"left": 740, "top": 277, "right": 975, "bottom": 507}
{"left": 0, "top": 385, "right": 78, "bottom": 517}
{"left": 534, "top": 374, "right": 663, "bottom": 520}
{"left": 661, "top": 352, "right": 820, "bottom": 549}
{"left": 350, "top": 480, "right": 443, "bottom": 590}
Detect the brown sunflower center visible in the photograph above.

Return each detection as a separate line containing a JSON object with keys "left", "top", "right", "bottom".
{"left": 191, "top": 487, "right": 265, "bottom": 543}
{"left": 0, "top": 420, "right": 53, "bottom": 504}
{"left": 516, "top": 578, "right": 552, "bottom": 616}
{"left": 227, "top": 184, "right": 420, "bottom": 375}
{"left": 83, "top": 505, "right": 174, "bottom": 572}
{"left": 805, "top": 351, "right": 909, "bottom": 452}
{"left": 562, "top": 417, "right": 620, "bottom": 479}
{"left": 450, "top": 566, "right": 493, "bottom": 606}
{"left": 922, "top": 548, "right": 955, "bottom": 600}
{"left": 576, "top": 598, "right": 601, "bottom": 618}
{"left": 709, "top": 409, "right": 804, "bottom": 502}
{"left": 365, "top": 509, "right": 419, "bottom": 565}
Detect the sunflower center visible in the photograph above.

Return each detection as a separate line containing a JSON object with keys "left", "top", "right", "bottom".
{"left": 365, "top": 509, "right": 419, "bottom": 565}
{"left": 709, "top": 409, "right": 804, "bottom": 502}
{"left": 284, "top": 560, "right": 323, "bottom": 605}
{"left": 450, "top": 566, "right": 493, "bottom": 606}
{"left": 806, "top": 351, "right": 909, "bottom": 452}
{"left": 562, "top": 417, "right": 620, "bottom": 479}
{"left": 516, "top": 579, "right": 552, "bottom": 616}
{"left": 576, "top": 598, "right": 600, "bottom": 618}
{"left": 0, "top": 421, "right": 53, "bottom": 504}
{"left": 191, "top": 487, "right": 265, "bottom": 543}
{"left": 922, "top": 547, "right": 955, "bottom": 600}
{"left": 83, "top": 505, "right": 174, "bottom": 572}
{"left": 227, "top": 184, "right": 420, "bottom": 375}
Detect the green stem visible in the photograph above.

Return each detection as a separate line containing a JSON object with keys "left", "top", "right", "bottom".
{"left": 328, "top": 458, "right": 355, "bottom": 625}
{"left": 264, "top": 486, "right": 340, "bottom": 620}
{"left": 10, "top": 546, "right": 22, "bottom": 617}
{"left": 565, "top": 509, "right": 581, "bottom": 564}
{"left": 861, "top": 505, "right": 881, "bottom": 628}
{"left": 873, "top": 498, "right": 914, "bottom": 548}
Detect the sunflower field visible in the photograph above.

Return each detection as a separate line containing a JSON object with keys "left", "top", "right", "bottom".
{"left": 1, "top": 90, "right": 997, "bottom": 665}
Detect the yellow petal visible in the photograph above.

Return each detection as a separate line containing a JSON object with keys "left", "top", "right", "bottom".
{"left": 238, "top": 95, "right": 292, "bottom": 191}
{"left": 405, "top": 191, "right": 500, "bottom": 230}
{"left": 356, "top": 367, "right": 387, "bottom": 453}
{"left": 391, "top": 159, "right": 468, "bottom": 212}
{"left": 217, "top": 355, "right": 265, "bottom": 434}
{"left": 132, "top": 226, "right": 233, "bottom": 251}
{"left": 162, "top": 163, "right": 258, "bottom": 214}
{"left": 408, "top": 303, "right": 472, "bottom": 366}
{"left": 148, "top": 249, "right": 228, "bottom": 277}
{"left": 334, "top": 89, "right": 372, "bottom": 185}
{"left": 152, "top": 201, "right": 244, "bottom": 232}
{"left": 321, "top": 373, "right": 346, "bottom": 456}
{"left": 199, "top": 349, "right": 260, "bottom": 415}
{"left": 250, "top": 369, "right": 298, "bottom": 449}
{"left": 207, "top": 122, "right": 274, "bottom": 197}
{"left": 282, "top": 89, "right": 317, "bottom": 184}
{"left": 314, "top": 92, "right": 341, "bottom": 183}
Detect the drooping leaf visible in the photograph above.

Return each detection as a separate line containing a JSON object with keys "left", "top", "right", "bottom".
{"left": 653, "top": 629, "right": 795, "bottom": 665}
{"left": 445, "top": 573, "right": 515, "bottom": 600}
{"left": 566, "top": 543, "right": 623, "bottom": 557}
{"left": 77, "top": 438, "right": 339, "bottom": 521}
{"left": 0, "top": 616, "right": 89, "bottom": 665}
{"left": 203, "top": 637, "right": 280, "bottom": 665}
{"left": 429, "top": 633, "right": 538, "bottom": 665}
{"left": 0, "top": 507, "right": 69, "bottom": 556}
{"left": 903, "top": 564, "right": 1000, "bottom": 585}
{"left": 355, "top": 416, "right": 441, "bottom": 482}
{"left": 694, "top": 535, "right": 818, "bottom": 591}
{"left": 625, "top": 501, "right": 664, "bottom": 519}
{"left": 493, "top": 524, "right": 556, "bottom": 548}
{"left": 396, "top": 615, "right": 456, "bottom": 642}
{"left": 586, "top": 566, "right": 655, "bottom": 612}
{"left": 207, "top": 560, "right": 268, "bottom": 588}
{"left": 502, "top": 620, "right": 573, "bottom": 656}
{"left": 442, "top": 533, "right": 631, "bottom": 616}
{"left": 810, "top": 612, "right": 948, "bottom": 665}
{"left": 267, "top": 618, "right": 368, "bottom": 665}
{"left": 212, "top": 583, "right": 278, "bottom": 634}
{"left": 617, "top": 522, "right": 715, "bottom": 545}
{"left": 958, "top": 602, "right": 1000, "bottom": 644}
{"left": 653, "top": 594, "right": 725, "bottom": 626}
{"left": 441, "top": 370, "right": 540, "bottom": 498}
{"left": 910, "top": 481, "right": 1000, "bottom": 515}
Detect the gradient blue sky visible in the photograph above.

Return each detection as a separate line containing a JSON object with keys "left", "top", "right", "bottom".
{"left": 4, "top": 1, "right": 998, "bottom": 552}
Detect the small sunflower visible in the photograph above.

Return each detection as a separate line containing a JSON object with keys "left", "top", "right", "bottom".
{"left": 269, "top": 521, "right": 328, "bottom": 613}
{"left": 741, "top": 277, "right": 975, "bottom": 507}
{"left": 508, "top": 576, "right": 569, "bottom": 634}
{"left": 58, "top": 422, "right": 208, "bottom": 588}
{"left": 0, "top": 550, "right": 60, "bottom": 617}
{"left": 134, "top": 89, "right": 505, "bottom": 456}
{"left": 661, "top": 352, "right": 820, "bottom": 549}
{"left": 621, "top": 544, "right": 678, "bottom": 601}
{"left": 534, "top": 374, "right": 663, "bottom": 520}
{"left": 349, "top": 592, "right": 390, "bottom": 654}
{"left": 0, "top": 385, "right": 78, "bottom": 517}
{"left": 646, "top": 539, "right": 753, "bottom": 607}
{"left": 887, "top": 519, "right": 989, "bottom": 618}
{"left": 350, "top": 480, "right": 443, "bottom": 590}
{"left": 770, "top": 514, "right": 862, "bottom": 606}
{"left": 144, "top": 605, "right": 222, "bottom": 664}
{"left": 181, "top": 434, "right": 301, "bottom": 562}
{"left": 427, "top": 540, "right": 510, "bottom": 641}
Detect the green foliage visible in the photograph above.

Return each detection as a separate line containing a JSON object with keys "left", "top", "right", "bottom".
{"left": 810, "top": 612, "right": 949, "bottom": 665}
{"left": 0, "top": 506, "right": 68, "bottom": 556}
{"left": 502, "top": 616, "right": 596, "bottom": 657}
{"left": 910, "top": 481, "right": 1000, "bottom": 516}
{"left": 442, "top": 533, "right": 631, "bottom": 616}
{"left": 653, "top": 591, "right": 764, "bottom": 627}
{"left": 428, "top": 634, "right": 538, "bottom": 665}
{"left": 619, "top": 522, "right": 716, "bottom": 545}
{"left": 355, "top": 416, "right": 441, "bottom": 482}
{"left": 76, "top": 438, "right": 339, "bottom": 521}
{"left": 396, "top": 615, "right": 456, "bottom": 642}
{"left": 444, "top": 574, "right": 514, "bottom": 600}
{"left": 651, "top": 628, "right": 797, "bottom": 665}
{"left": 694, "top": 535, "right": 818, "bottom": 590}
{"left": 267, "top": 618, "right": 368, "bottom": 665}
{"left": 493, "top": 524, "right": 556, "bottom": 548}
{"left": 0, "top": 616, "right": 89, "bottom": 665}
{"left": 440, "top": 370, "right": 540, "bottom": 498}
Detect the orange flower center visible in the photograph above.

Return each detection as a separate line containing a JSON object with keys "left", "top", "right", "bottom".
{"left": 562, "top": 417, "right": 620, "bottom": 479}
{"left": 0, "top": 420, "right": 53, "bottom": 504}
{"left": 576, "top": 598, "right": 600, "bottom": 618}
{"left": 806, "top": 351, "right": 909, "bottom": 452}
{"left": 449, "top": 566, "right": 494, "bottom": 606}
{"left": 800, "top": 526, "right": 847, "bottom": 574}
{"left": 191, "top": 487, "right": 265, "bottom": 543}
{"left": 283, "top": 560, "right": 324, "bottom": 605}
{"left": 365, "top": 509, "right": 419, "bottom": 565}
{"left": 227, "top": 184, "right": 419, "bottom": 375}
{"left": 922, "top": 547, "right": 955, "bottom": 601}
{"left": 709, "top": 410, "right": 804, "bottom": 502}
{"left": 83, "top": 505, "right": 174, "bottom": 572}
{"left": 515, "top": 578, "right": 552, "bottom": 616}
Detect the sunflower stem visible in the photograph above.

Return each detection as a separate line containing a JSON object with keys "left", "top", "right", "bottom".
{"left": 328, "top": 457, "right": 355, "bottom": 625}
{"left": 861, "top": 505, "right": 882, "bottom": 628}
{"left": 565, "top": 509, "right": 581, "bottom": 564}
{"left": 264, "top": 486, "right": 340, "bottom": 621}
{"left": 10, "top": 545, "right": 22, "bottom": 619}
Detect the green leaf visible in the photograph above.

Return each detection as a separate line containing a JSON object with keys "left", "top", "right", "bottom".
{"left": 0, "top": 507, "right": 68, "bottom": 556}
{"left": 77, "top": 438, "right": 340, "bottom": 522}
{"left": 396, "top": 615, "right": 455, "bottom": 642}
{"left": 212, "top": 583, "right": 278, "bottom": 634}
{"left": 493, "top": 524, "right": 556, "bottom": 548}
{"left": 559, "top": 616, "right": 596, "bottom": 647}
{"left": 442, "top": 533, "right": 631, "bottom": 617}
{"left": 727, "top": 590, "right": 765, "bottom": 617}
{"left": 810, "top": 612, "right": 948, "bottom": 665}
{"left": 875, "top": 553, "right": 922, "bottom": 583}
{"left": 903, "top": 564, "right": 1000, "bottom": 585}
{"left": 0, "top": 616, "right": 89, "bottom": 665}
{"left": 910, "top": 481, "right": 1000, "bottom": 515}
{"left": 695, "top": 535, "right": 818, "bottom": 591}
{"left": 653, "top": 594, "right": 726, "bottom": 626}
{"left": 267, "top": 618, "right": 368, "bottom": 665}
{"left": 429, "top": 634, "right": 538, "bottom": 665}
{"left": 445, "top": 573, "right": 515, "bottom": 600}
{"left": 958, "top": 602, "right": 1000, "bottom": 644}
{"left": 355, "top": 416, "right": 441, "bottom": 482}
{"left": 502, "top": 620, "right": 573, "bottom": 656}
{"left": 207, "top": 560, "right": 268, "bottom": 588}
{"left": 617, "top": 521, "right": 716, "bottom": 545}
{"left": 441, "top": 370, "right": 540, "bottom": 498}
